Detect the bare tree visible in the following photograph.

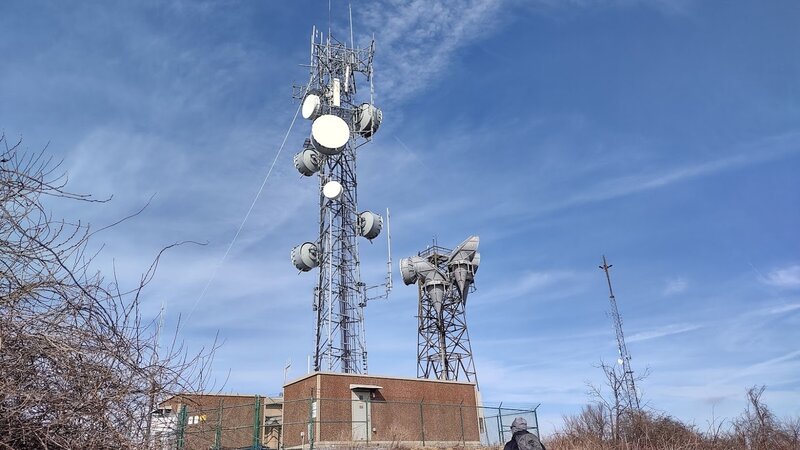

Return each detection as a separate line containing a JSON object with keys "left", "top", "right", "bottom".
{"left": 0, "top": 134, "right": 215, "bottom": 449}
{"left": 732, "top": 385, "right": 800, "bottom": 450}
{"left": 586, "top": 359, "right": 649, "bottom": 445}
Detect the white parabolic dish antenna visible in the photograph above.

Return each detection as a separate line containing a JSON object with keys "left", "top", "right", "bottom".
{"left": 311, "top": 115, "right": 350, "bottom": 155}
{"left": 322, "top": 180, "right": 344, "bottom": 200}
{"left": 301, "top": 93, "right": 322, "bottom": 120}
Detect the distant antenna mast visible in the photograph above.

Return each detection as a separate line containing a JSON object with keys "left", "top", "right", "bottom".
{"left": 290, "top": 14, "right": 386, "bottom": 374}
{"left": 599, "top": 255, "right": 641, "bottom": 411}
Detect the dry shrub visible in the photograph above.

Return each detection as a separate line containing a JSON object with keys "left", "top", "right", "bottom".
{"left": 0, "top": 135, "right": 214, "bottom": 449}
{"left": 546, "top": 386, "right": 800, "bottom": 450}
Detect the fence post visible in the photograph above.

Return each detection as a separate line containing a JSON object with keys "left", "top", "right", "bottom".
{"left": 481, "top": 406, "right": 491, "bottom": 446}
{"left": 213, "top": 399, "right": 223, "bottom": 450}
{"left": 533, "top": 404, "right": 541, "bottom": 438}
{"left": 497, "top": 402, "right": 504, "bottom": 445}
{"left": 459, "top": 400, "right": 465, "bottom": 446}
{"left": 176, "top": 404, "right": 188, "bottom": 450}
{"left": 253, "top": 395, "right": 262, "bottom": 449}
{"left": 419, "top": 400, "right": 426, "bottom": 447}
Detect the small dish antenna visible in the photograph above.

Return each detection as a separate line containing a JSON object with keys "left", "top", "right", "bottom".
{"left": 302, "top": 92, "right": 323, "bottom": 120}
{"left": 322, "top": 180, "right": 344, "bottom": 200}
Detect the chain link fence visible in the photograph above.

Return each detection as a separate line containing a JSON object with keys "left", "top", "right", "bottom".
{"left": 152, "top": 396, "right": 538, "bottom": 450}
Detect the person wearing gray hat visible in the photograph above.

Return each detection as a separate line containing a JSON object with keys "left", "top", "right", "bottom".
{"left": 503, "top": 417, "right": 545, "bottom": 450}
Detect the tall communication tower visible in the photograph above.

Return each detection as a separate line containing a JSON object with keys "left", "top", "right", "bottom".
{"left": 290, "top": 19, "right": 389, "bottom": 374}
{"left": 599, "top": 255, "right": 640, "bottom": 411}
{"left": 400, "top": 236, "right": 481, "bottom": 384}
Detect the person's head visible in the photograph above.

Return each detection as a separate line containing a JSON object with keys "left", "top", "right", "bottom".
{"left": 511, "top": 417, "right": 528, "bottom": 433}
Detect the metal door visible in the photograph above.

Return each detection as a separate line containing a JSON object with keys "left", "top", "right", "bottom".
{"left": 351, "top": 390, "right": 369, "bottom": 441}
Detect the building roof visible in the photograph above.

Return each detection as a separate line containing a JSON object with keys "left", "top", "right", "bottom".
{"left": 284, "top": 371, "right": 478, "bottom": 388}
{"left": 159, "top": 392, "right": 284, "bottom": 407}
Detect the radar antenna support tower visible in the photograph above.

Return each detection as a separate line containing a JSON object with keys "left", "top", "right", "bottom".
{"left": 400, "top": 237, "right": 481, "bottom": 386}
{"left": 599, "top": 255, "right": 641, "bottom": 411}
{"left": 290, "top": 19, "right": 387, "bottom": 374}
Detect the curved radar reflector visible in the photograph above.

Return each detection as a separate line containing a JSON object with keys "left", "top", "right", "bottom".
{"left": 353, "top": 103, "right": 383, "bottom": 138}
{"left": 293, "top": 148, "right": 321, "bottom": 176}
{"left": 301, "top": 93, "right": 322, "bottom": 120}
{"left": 358, "top": 211, "right": 383, "bottom": 240}
{"left": 291, "top": 242, "right": 319, "bottom": 272}
{"left": 399, "top": 257, "right": 418, "bottom": 285}
{"left": 311, "top": 115, "right": 350, "bottom": 155}
{"left": 425, "top": 282, "right": 446, "bottom": 314}
{"left": 322, "top": 180, "right": 344, "bottom": 200}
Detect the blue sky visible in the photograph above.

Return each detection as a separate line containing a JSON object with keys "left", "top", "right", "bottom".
{"left": 2, "top": 0, "right": 799, "bottom": 436}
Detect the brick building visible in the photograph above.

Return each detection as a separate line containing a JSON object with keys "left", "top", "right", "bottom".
{"left": 156, "top": 393, "right": 282, "bottom": 450}
{"left": 282, "top": 372, "right": 481, "bottom": 448}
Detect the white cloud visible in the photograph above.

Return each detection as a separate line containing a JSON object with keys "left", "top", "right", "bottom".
{"left": 627, "top": 323, "right": 702, "bottom": 343}
{"left": 662, "top": 277, "right": 688, "bottom": 296}
{"left": 564, "top": 138, "right": 800, "bottom": 208}
{"left": 480, "top": 270, "right": 580, "bottom": 303}
{"left": 765, "top": 303, "right": 800, "bottom": 315}
{"left": 716, "top": 349, "right": 800, "bottom": 385}
{"left": 760, "top": 265, "right": 800, "bottom": 289}
{"left": 357, "top": 0, "right": 506, "bottom": 103}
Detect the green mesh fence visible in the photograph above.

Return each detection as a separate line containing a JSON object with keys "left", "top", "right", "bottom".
{"left": 153, "top": 395, "right": 537, "bottom": 450}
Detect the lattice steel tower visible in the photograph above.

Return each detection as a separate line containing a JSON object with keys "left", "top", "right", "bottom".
{"left": 290, "top": 21, "right": 388, "bottom": 374}
{"left": 400, "top": 236, "right": 481, "bottom": 384}
{"left": 599, "top": 255, "right": 640, "bottom": 411}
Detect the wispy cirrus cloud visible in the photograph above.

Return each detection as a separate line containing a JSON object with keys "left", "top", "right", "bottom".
{"left": 662, "top": 277, "right": 689, "bottom": 296}
{"left": 717, "top": 349, "right": 800, "bottom": 384}
{"left": 480, "top": 270, "right": 581, "bottom": 303}
{"left": 356, "top": 0, "right": 697, "bottom": 104}
{"left": 563, "top": 134, "right": 800, "bottom": 208}
{"left": 627, "top": 323, "right": 702, "bottom": 343}
{"left": 760, "top": 264, "right": 800, "bottom": 289}
{"left": 356, "top": 0, "right": 506, "bottom": 102}
{"left": 764, "top": 303, "right": 800, "bottom": 315}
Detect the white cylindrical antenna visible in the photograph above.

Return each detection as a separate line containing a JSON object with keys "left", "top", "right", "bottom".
{"left": 349, "top": 1, "right": 355, "bottom": 50}
{"left": 357, "top": 211, "right": 382, "bottom": 240}
{"left": 332, "top": 78, "right": 341, "bottom": 106}
{"left": 385, "top": 208, "right": 393, "bottom": 292}
{"left": 344, "top": 64, "right": 351, "bottom": 94}
{"left": 310, "top": 26, "right": 315, "bottom": 67}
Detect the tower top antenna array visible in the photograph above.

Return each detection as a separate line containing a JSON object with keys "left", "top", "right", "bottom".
{"left": 401, "top": 236, "right": 481, "bottom": 385}
{"left": 289, "top": 13, "right": 389, "bottom": 374}
{"left": 599, "top": 255, "right": 640, "bottom": 411}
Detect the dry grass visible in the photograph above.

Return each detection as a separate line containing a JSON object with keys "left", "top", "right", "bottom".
{"left": 544, "top": 387, "right": 800, "bottom": 450}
